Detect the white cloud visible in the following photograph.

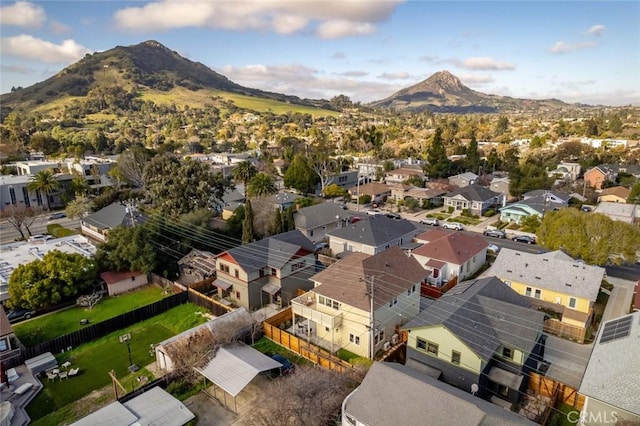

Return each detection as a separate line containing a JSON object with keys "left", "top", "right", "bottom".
{"left": 458, "top": 73, "right": 494, "bottom": 85}
{"left": 377, "top": 71, "right": 412, "bottom": 80}
{"left": 113, "top": 0, "right": 401, "bottom": 38}
{"left": 331, "top": 52, "right": 346, "bottom": 60}
{"left": 0, "top": 35, "right": 92, "bottom": 63}
{"left": 0, "top": 1, "right": 46, "bottom": 27}
{"left": 587, "top": 24, "right": 605, "bottom": 36}
{"left": 49, "top": 21, "right": 72, "bottom": 34}
{"left": 338, "top": 70, "right": 368, "bottom": 77}
{"left": 461, "top": 57, "right": 515, "bottom": 70}
{"left": 550, "top": 40, "right": 596, "bottom": 54}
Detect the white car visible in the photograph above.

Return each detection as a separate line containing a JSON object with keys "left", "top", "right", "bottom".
{"left": 28, "top": 234, "right": 53, "bottom": 242}
{"left": 366, "top": 209, "right": 384, "bottom": 216}
{"left": 487, "top": 243, "right": 500, "bottom": 253}
{"left": 442, "top": 222, "right": 463, "bottom": 231}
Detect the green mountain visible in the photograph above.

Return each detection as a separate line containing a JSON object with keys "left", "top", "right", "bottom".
{"left": 370, "top": 70, "right": 573, "bottom": 113}
{"left": 1, "top": 40, "right": 331, "bottom": 113}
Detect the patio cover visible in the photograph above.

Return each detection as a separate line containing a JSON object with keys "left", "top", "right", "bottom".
{"left": 213, "top": 278, "right": 232, "bottom": 290}
{"left": 195, "top": 342, "right": 282, "bottom": 397}
{"left": 261, "top": 282, "right": 281, "bottom": 295}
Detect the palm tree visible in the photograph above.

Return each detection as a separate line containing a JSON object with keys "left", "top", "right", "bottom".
{"left": 70, "top": 175, "right": 90, "bottom": 197}
{"left": 27, "top": 169, "right": 60, "bottom": 211}
{"left": 246, "top": 173, "right": 278, "bottom": 198}
{"left": 232, "top": 160, "right": 257, "bottom": 197}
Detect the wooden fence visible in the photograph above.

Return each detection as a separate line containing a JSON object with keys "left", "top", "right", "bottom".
{"left": 529, "top": 371, "right": 585, "bottom": 409}
{"left": 263, "top": 308, "right": 353, "bottom": 373}
{"left": 543, "top": 319, "right": 586, "bottom": 343}
{"left": 187, "top": 288, "right": 234, "bottom": 317}
{"left": 421, "top": 276, "right": 458, "bottom": 300}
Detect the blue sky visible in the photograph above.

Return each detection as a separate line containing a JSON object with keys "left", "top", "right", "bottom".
{"left": 1, "top": 1, "right": 639, "bottom": 106}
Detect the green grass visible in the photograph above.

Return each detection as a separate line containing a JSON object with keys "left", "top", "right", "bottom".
{"left": 27, "top": 302, "right": 208, "bottom": 424}
{"left": 336, "top": 348, "right": 360, "bottom": 363}
{"left": 46, "top": 223, "right": 78, "bottom": 238}
{"left": 14, "top": 285, "right": 169, "bottom": 346}
{"left": 252, "top": 336, "right": 309, "bottom": 365}
{"left": 549, "top": 403, "right": 580, "bottom": 426}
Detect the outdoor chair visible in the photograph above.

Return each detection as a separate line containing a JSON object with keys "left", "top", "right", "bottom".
{"left": 58, "top": 371, "right": 68, "bottom": 380}
{"left": 46, "top": 371, "right": 57, "bottom": 382}
{"left": 68, "top": 368, "right": 79, "bottom": 377}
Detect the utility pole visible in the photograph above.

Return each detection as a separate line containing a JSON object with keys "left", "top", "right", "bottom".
{"left": 368, "top": 275, "right": 375, "bottom": 360}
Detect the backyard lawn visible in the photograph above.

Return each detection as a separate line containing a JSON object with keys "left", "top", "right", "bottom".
{"left": 14, "top": 285, "right": 169, "bottom": 346}
{"left": 27, "top": 302, "right": 209, "bottom": 425}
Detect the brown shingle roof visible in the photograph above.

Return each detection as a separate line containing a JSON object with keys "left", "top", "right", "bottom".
{"left": 413, "top": 230, "right": 488, "bottom": 265}
{"left": 599, "top": 186, "right": 630, "bottom": 200}
{"left": 0, "top": 308, "right": 14, "bottom": 337}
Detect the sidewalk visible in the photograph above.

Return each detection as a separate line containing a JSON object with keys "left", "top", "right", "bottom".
{"left": 601, "top": 277, "right": 635, "bottom": 322}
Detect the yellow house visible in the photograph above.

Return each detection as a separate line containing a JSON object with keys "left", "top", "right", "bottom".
{"left": 291, "top": 247, "right": 428, "bottom": 359}
{"left": 597, "top": 186, "right": 630, "bottom": 204}
{"left": 402, "top": 276, "right": 546, "bottom": 405}
{"left": 489, "top": 249, "right": 605, "bottom": 330}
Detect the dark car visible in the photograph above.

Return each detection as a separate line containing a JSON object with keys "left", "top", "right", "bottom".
{"left": 385, "top": 213, "right": 402, "bottom": 220}
{"left": 269, "top": 354, "right": 295, "bottom": 377}
{"left": 6, "top": 308, "right": 36, "bottom": 323}
{"left": 48, "top": 212, "right": 67, "bottom": 220}
{"left": 512, "top": 235, "right": 536, "bottom": 244}
{"left": 483, "top": 229, "right": 507, "bottom": 239}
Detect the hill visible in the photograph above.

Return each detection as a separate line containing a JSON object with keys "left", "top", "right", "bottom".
{"left": 1, "top": 40, "right": 335, "bottom": 115}
{"left": 370, "top": 70, "right": 573, "bottom": 113}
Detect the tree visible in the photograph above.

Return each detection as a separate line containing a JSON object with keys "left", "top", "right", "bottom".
{"left": 284, "top": 154, "right": 318, "bottom": 194}
{"left": 27, "top": 169, "right": 60, "bottom": 211}
{"left": 246, "top": 173, "right": 278, "bottom": 198}
{"left": 66, "top": 196, "right": 93, "bottom": 219}
{"left": 242, "top": 199, "right": 255, "bottom": 244}
{"left": 115, "top": 146, "right": 152, "bottom": 188}
{"left": 70, "top": 174, "right": 90, "bottom": 197}
{"left": 628, "top": 181, "right": 640, "bottom": 204}
{"left": 282, "top": 206, "right": 295, "bottom": 232}
{"left": 8, "top": 251, "right": 98, "bottom": 310}
{"left": 520, "top": 214, "right": 542, "bottom": 234}
{"left": 465, "top": 131, "right": 480, "bottom": 174}
{"left": 232, "top": 160, "right": 258, "bottom": 197}
{"left": 322, "top": 184, "right": 348, "bottom": 198}
{"left": 95, "top": 225, "right": 158, "bottom": 273}
{"left": 270, "top": 208, "right": 284, "bottom": 235}
{"left": 143, "top": 154, "right": 232, "bottom": 217}
{"left": 509, "top": 163, "right": 553, "bottom": 198}
{"left": 1, "top": 205, "right": 31, "bottom": 239}
{"left": 423, "top": 128, "right": 451, "bottom": 179}
{"left": 495, "top": 115, "right": 509, "bottom": 136}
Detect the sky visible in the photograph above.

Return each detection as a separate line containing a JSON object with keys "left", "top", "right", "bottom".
{"left": 1, "top": 0, "right": 639, "bottom": 106}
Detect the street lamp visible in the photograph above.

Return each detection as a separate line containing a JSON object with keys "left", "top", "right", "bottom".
{"left": 119, "top": 333, "right": 139, "bottom": 373}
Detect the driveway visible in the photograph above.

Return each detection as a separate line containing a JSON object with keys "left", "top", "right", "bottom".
{"left": 601, "top": 277, "right": 635, "bottom": 323}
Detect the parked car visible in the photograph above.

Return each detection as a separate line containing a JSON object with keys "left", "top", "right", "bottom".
{"left": 512, "top": 235, "right": 536, "bottom": 244}
{"left": 419, "top": 217, "right": 440, "bottom": 226}
{"left": 6, "top": 308, "right": 36, "bottom": 323}
{"left": 442, "top": 222, "right": 463, "bottom": 231}
{"left": 48, "top": 212, "right": 67, "bottom": 220}
{"left": 28, "top": 234, "right": 53, "bottom": 242}
{"left": 385, "top": 213, "right": 402, "bottom": 220}
{"left": 487, "top": 243, "right": 500, "bottom": 253}
{"left": 483, "top": 229, "right": 507, "bottom": 239}
{"left": 366, "top": 209, "right": 383, "bottom": 216}
{"left": 268, "top": 354, "right": 295, "bottom": 377}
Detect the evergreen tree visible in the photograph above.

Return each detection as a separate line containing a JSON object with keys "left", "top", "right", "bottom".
{"left": 465, "top": 131, "right": 480, "bottom": 174}
{"left": 284, "top": 154, "right": 318, "bottom": 193}
{"left": 242, "top": 199, "right": 255, "bottom": 244}
{"left": 423, "top": 127, "right": 451, "bottom": 179}
{"left": 271, "top": 208, "right": 284, "bottom": 235}
{"left": 282, "top": 206, "right": 295, "bottom": 231}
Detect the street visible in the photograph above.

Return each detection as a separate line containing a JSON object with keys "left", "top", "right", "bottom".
{"left": 0, "top": 215, "right": 81, "bottom": 245}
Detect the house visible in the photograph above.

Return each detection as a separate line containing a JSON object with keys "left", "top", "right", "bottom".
{"left": 592, "top": 201, "right": 640, "bottom": 224}
{"left": 267, "top": 191, "right": 298, "bottom": 211}
{"left": 177, "top": 249, "right": 217, "bottom": 284}
{"left": 402, "top": 276, "right": 546, "bottom": 405}
{"left": 327, "top": 215, "right": 418, "bottom": 256}
{"left": 584, "top": 166, "right": 614, "bottom": 190}
{"left": 348, "top": 182, "right": 392, "bottom": 205}
{"left": 448, "top": 172, "right": 479, "bottom": 188}
{"left": 489, "top": 177, "right": 511, "bottom": 201}
{"left": 291, "top": 247, "right": 427, "bottom": 358}
{"left": 411, "top": 229, "right": 488, "bottom": 287}
{"left": 488, "top": 249, "right": 605, "bottom": 332}
{"left": 342, "top": 362, "right": 535, "bottom": 426}
{"left": 0, "top": 308, "right": 21, "bottom": 367}
{"left": 597, "top": 186, "right": 630, "bottom": 203}
{"left": 293, "top": 202, "right": 352, "bottom": 243}
{"left": 384, "top": 166, "right": 425, "bottom": 185}
{"left": 390, "top": 185, "right": 446, "bottom": 206}
{"left": 579, "top": 311, "right": 640, "bottom": 425}
{"left": 522, "top": 190, "right": 571, "bottom": 205}
{"left": 14, "top": 160, "right": 61, "bottom": 175}
{"left": 220, "top": 189, "right": 245, "bottom": 220}
{"left": 100, "top": 271, "right": 148, "bottom": 296}
{"left": 315, "top": 170, "right": 358, "bottom": 196}
{"left": 547, "top": 162, "right": 581, "bottom": 181}
{"left": 500, "top": 195, "right": 568, "bottom": 224}
{"left": 214, "top": 230, "right": 317, "bottom": 310}
{"left": 0, "top": 173, "right": 73, "bottom": 212}
{"left": 81, "top": 202, "right": 146, "bottom": 242}
{"left": 443, "top": 185, "right": 503, "bottom": 216}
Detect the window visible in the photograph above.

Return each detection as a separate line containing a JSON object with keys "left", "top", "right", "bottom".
{"left": 534, "top": 289, "right": 541, "bottom": 299}
{"left": 0, "top": 338, "right": 8, "bottom": 352}
{"left": 271, "top": 268, "right": 277, "bottom": 276}
{"left": 502, "top": 347, "right": 513, "bottom": 359}
{"left": 219, "top": 264, "right": 230, "bottom": 273}
{"left": 235, "top": 291, "right": 241, "bottom": 300}
{"left": 416, "top": 338, "right": 427, "bottom": 351}
{"left": 22, "top": 187, "right": 30, "bottom": 207}
{"left": 325, "top": 326, "right": 330, "bottom": 333}
{"left": 349, "top": 334, "right": 360, "bottom": 345}
{"left": 525, "top": 287, "right": 532, "bottom": 297}
{"left": 309, "top": 230, "right": 314, "bottom": 237}
{"left": 452, "top": 350, "right": 461, "bottom": 365}
{"left": 339, "top": 176, "right": 348, "bottom": 183}
{"left": 318, "top": 295, "right": 325, "bottom": 305}
{"left": 427, "top": 342, "right": 439, "bottom": 356}
{"left": 332, "top": 300, "right": 339, "bottom": 310}
{"left": 9, "top": 187, "right": 16, "bottom": 204}
{"left": 291, "top": 260, "right": 306, "bottom": 271}
{"left": 389, "top": 297, "right": 398, "bottom": 308}
{"left": 374, "top": 329, "right": 385, "bottom": 345}
{"left": 472, "top": 255, "right": 476, "bottom": 263}
{"left": 259, "top": 269, "right": 265, "bottom": 278}
{"left": 569, "top": 297, "right": 577, "bottom": 308}
{"left": 234, "top": 269, "right": 239, "bottom": 278}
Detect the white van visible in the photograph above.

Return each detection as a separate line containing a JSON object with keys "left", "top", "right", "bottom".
{"left": 28, "top": 234, "right": 53, "bottom": 242}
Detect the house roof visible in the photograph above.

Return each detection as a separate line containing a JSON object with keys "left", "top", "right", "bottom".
{"left": 267, "top": 191, "right": 298, "bottom": 206}
{"left": 327, "top": 215, "right": 417, "bottom": 248}
{"left": 403, "top": 277, "right": 544, "bottom": 362}
{"left": 598, "top": 186, "right": 631, "bottom": 200}
{"left": 503, "top": 196, "right": 567, "bottom": 215}
{"left": 82, "top": 202, "right": 146, "bottom": 231}
{"left": 293, "top": 202, "right": 351, "bottom": 230}
{"left": 222, "top": 189, "right": 245, "bottom": 204}
{"left": 350, "top": 182, "right": 391, "bottom": 196}
{"left": 579, "top": 311, "right": 640, "bottom": 415}
{"left": 413, "top": 229, "right": 488, "bottom": 265}
{"left": 224, "top": 230, "right": 315, "bottom": 273}
{"left": 599, "top": 163, "right": 640, "bottom": 176}
{"left": 0, "top": 308, "right": 13, "bottom": 337}
{"left": 311, "top": 246, "right": 429, "bottom": 311}
{"left": 178, "top": 249, "right": 217, "bottom": 277}
{"left": 100, "top": 271, "right": 145, "bottom": 285}
{"left": 523, "top": 190, "right": 571, "bottom": 203}
{"left": 343, "top": 362, "right": 535, "bottom": 426}
{"left": 444, "top": 185, "right": 501, "bottom": 202}
{"left": 488, "top": 249, "right": 605, "bottom": 301}
{"left": 386, "top": 167, "right": 425, "bottom": 176}
{"left": 592, "top": 201, "right": 639, "bottom": 223}
{"left": 450, "top": 172, "right": 479, "bottom": 182}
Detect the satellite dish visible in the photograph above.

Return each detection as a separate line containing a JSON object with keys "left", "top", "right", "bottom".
{"left": 471, "top": 383, "right": 479, "bottom": 395}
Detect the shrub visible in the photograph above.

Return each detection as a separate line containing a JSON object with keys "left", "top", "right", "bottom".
{"left": 447, "top": 206, "right": 454, "bottom": 214}
{"left": 359, "top": 194, "right": 372, "bottom": 205}
{"left": 484, "top": 209, "right": 495, "bottom": 217}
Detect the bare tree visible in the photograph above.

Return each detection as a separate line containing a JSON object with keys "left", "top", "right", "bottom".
{"left": 22, "top": 206, "right": 43, "bottom": 236}
{"left": 116, "top": 147, "right": 150, "bottom": 188}
{"left": 1, "top": 205, "right": 40, "bottom": 239}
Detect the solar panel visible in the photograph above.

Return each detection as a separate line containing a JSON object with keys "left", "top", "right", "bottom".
{"left": 599, "top": 315, "right": 633, "bottom": 344}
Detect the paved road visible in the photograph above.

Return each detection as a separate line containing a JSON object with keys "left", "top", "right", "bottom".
{"left": 1, "top": 215, "right": 81, "bottom": 244}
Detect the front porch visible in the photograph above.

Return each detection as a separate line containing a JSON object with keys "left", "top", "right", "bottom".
{"left": 291, "top": 293, "right": 343, "bottom": 354}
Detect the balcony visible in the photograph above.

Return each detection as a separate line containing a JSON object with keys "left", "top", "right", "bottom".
{"left": 291, "top": 293, "right": 343, "bottom": 329}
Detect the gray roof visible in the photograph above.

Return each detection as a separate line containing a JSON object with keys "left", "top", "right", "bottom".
{"left": 403, "top": 277, "right": 544, "bottom": 362}
{"left": 523, "top": 190, "right": 571, "bottom": 203}
{"left": 194, "top": 342, "right": 282, "bottom": 397}
{"left": 82, "top": 202, "right": 146, "bottom": 231}
{"left": 293, "top": 202, "right": 351, "bottom": 230}
{"left": 579, "top": 311, "right": 640, "bottom": 415}
{"left": 518, "top": 195, "right": 567, "bottom": 214}
{"left": 222, "top": 189, "right": 245, "bottom": 204}
{"left": 445, "top": 185, "right": 501, "bottom": 202}
{"left": 225, "top": 230, "right": 315, "bottom": 273}
{"left": 343, "top": 362, "right": 535, "bottom": 426}
{"left": 451, "top": 172, "right": 479, "bottom": 182}
{"left": 593, "top": 201, "right": 639, "bottom": 223}
{"left": 489, "top": 249, "right": 605, "bottom": 301}
{"left": 327, "top": 216, "right": 417, "bottom": 247}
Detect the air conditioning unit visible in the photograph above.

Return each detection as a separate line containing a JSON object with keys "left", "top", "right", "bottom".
{"left": 383, "top": 342, "right": 391, "bottom": 351}
{"left": 391, "top": 334, "right": 399, "bottom": 345}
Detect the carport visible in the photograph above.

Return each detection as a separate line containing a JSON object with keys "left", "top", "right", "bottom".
{"left": 194, "top": 342, "right": 282, "bottom": 413}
